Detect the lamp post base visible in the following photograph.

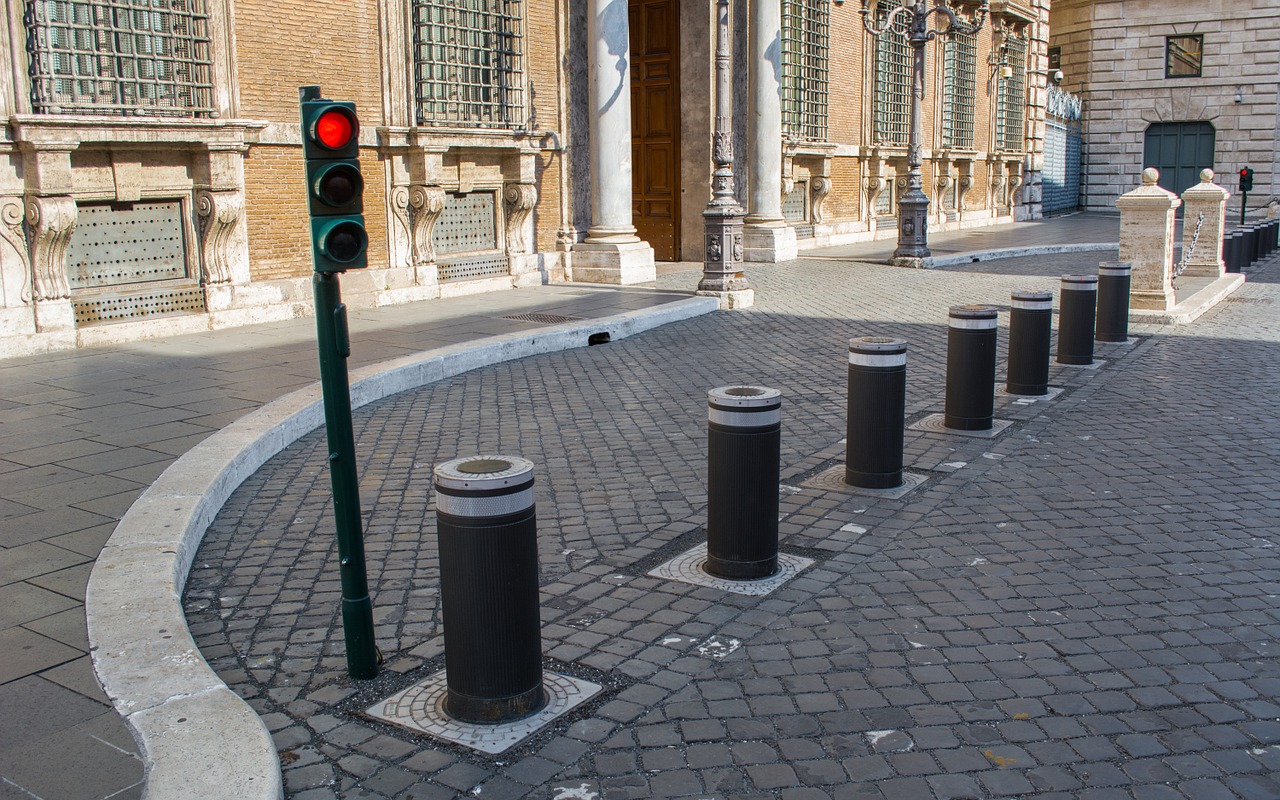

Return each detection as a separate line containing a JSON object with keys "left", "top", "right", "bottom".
{"left": 696, "top": 288, "right": 755, "bottom": 309}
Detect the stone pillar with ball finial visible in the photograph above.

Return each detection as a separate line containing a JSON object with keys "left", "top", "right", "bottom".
{"left": 1115, "top": 167, "right": 1181, "bottom": 312}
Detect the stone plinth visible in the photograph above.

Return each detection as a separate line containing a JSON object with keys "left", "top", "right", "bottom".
{"left": 1179, "top": 169, "right": 1229, "bottom": 279}
{"left": 570, "top": 241, "right": 656, "bottom": 285}
{"left": 1115, "top": 168, "right": 1180, "bottom": 312}
{"left": 743, "top": 222, "right": 798, "bottom": 262}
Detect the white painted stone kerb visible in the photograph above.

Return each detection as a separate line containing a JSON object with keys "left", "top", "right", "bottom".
{"left": 84, "top": 296, "right": 719, "bottom": 800}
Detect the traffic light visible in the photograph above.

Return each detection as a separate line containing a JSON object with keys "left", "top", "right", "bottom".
{"left": 1240, "top": 166, "right": 1254, "bottom": 193}
{"left": 300, "top": 86, "right": 368, "bottom": 272}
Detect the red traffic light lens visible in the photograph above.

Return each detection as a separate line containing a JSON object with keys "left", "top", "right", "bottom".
{"left": 315, "top": 109, "right": 355, "bottom": 149}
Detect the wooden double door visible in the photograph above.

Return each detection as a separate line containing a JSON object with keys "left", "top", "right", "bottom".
{"left": 630, "top": 0, "right": 680, "bottom": 261}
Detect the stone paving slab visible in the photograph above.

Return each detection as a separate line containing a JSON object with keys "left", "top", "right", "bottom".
{"left": 183, "top": 248, "right": 1280, "bottom": 798}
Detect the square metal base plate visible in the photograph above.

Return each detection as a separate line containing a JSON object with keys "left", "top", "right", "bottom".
{"left": 908, "top": 413, "right": 1014, "bottom": 438}
{"left": 1055, "top": 358, "right": 1107, "bottom": 370}
{"left": 995, "top": 385, "right": 1064, "bottom": 403}
{"left": 802, "top": 465, "right": 930, "bottom": 499}
{"left": 367, "top": 670, "right": 602, "bottom": 754}
{"left": 648, "top": 543, "right": 814, "bottom": 596}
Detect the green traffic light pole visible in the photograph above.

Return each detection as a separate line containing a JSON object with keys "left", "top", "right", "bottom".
{"left": 312, "top": 270, "right": 380, "bottom": 679}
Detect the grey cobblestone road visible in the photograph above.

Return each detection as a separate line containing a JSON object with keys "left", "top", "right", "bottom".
{"left": 187, "top": 250, "right": 1280, "bottom": 799}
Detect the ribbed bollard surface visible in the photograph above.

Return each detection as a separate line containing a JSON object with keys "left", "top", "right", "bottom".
{"left": 845, "top": 337, "right": 907, "bottom": 488}
{"left": 1095, "top": 262, "right": 1132, "bottom": 343}
{"left": 434, "top": 456, "right": 546, "bottom": 724}
{"left": 1005, "top": 291, "right": 1052, "bottom": 396}
{"left": 1225, "top": 231, "right": 1242, "bottom": 274}
{"left": 705, "top": 386, "right": 781, "bottom": 580}
{"left": 1057, "top": 275, "right": 1097, "bottom": 366}
{"left": 945, "top": 305, "right": 999, "bottom": 431}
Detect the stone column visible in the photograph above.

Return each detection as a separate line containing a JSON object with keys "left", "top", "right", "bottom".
{"left": 573, "top": 0, "right": 655, "bottom": 285}
{"left": 1116, "top": 168, "right": 1181, "bottom": 312}
{"left": 743, "top": 0, "right": 796, "bottom": 262}
{"left": 1179, "top": 169, "right": 1228, "bottom": 279}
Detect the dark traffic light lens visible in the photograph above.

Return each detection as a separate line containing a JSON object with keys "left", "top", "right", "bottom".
{"left": 315, "top": 164, "right": 363, "bottom": 207}
{"left": 324, "top": 221, "right": 367, "bottom": 263}
{"left": 315, "top": 109, "right": 356, "bottom": 149}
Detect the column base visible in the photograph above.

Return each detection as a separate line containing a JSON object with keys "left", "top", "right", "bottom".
{"left": 743, "top": 223, "right": 797, "bottom": 262}
{"left": 696, "top": 288, "right": 755, "bottom": 310}
{"left": 1180, "top": 261, "right": 1225, "bottom": 279}
{"left": 888, "top": 256, "right": 931, "bottom": 270}
{"left": 1130, "top": 288, "right": 1175, "bottom": 312}
{"left": 571, "top": 241, "right": 656, "bottom": 285}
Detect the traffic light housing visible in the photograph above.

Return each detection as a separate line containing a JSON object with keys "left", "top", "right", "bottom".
{"left": 1240, "top": 166, "right": 1254, "bottom": 193}
{"left": 300, "top": 86, "right": 368, "bottom": 272}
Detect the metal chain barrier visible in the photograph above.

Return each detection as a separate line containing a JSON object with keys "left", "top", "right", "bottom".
{"left": 1172, "top": 211, "right": 1206, "bottom": 287}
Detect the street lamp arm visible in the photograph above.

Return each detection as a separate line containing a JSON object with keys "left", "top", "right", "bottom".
{"left": 930, "top": 0, "right": 989, "bottom": 37}
{"left": 858, "top": 1, "right": 913, "bottom": 37}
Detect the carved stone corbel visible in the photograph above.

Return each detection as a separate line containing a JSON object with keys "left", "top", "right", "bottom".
{"left": 0, "top": 197, "right": 32, "bottom": 303}
{"left": 389, "top": 185, "right": 412, "bottom": 270}
{"left": 957, "top": 175, "right": 974, "bottom": 211}
{"left": 1006, "top": 163, "right": 1025, "bottom": 209}
{"left": 864, "top": 176, "right": 885, "bottom": 217}
{"left": 195, "top": 190, "right": 243, "bottom": 285}
{"left": 990, "top": 173, "right": 1006, "bottom": 210}
{"left": 409, "top": 185, "right": 446, "bottom": 266}
{"left": 504, "top": 183, "right": 538, "bottom": 254}
{"left": 24, "top": 195, "right": 76, "bottom": 301}
{"left": 810, "top": 176, "right": 832, "bottom": 225}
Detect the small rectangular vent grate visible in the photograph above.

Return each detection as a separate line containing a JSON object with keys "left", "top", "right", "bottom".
{"left": 73, "top": 282, "right": 206, "bottom": 326}
{"left": 438, "top": 254, "right": 510, "bottom": 282}
{"left": 500, "top": 312, "right": 583, "bottom": 325}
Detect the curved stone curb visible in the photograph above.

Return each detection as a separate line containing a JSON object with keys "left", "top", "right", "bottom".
{"left": 925, "top": 242, "right": 1118, "bottom": 268}
{"left": 85, "top": 296, "right": 719, "bottom": 800}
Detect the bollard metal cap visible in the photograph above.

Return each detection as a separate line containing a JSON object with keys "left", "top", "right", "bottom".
{"left": 708, "top": 385, "right": 781, "bottom": 409}
{"left": 848, "top": 336, "right": 907, "bottom": 355}
{"left": 434, "top": 455, "right": 535, "bottom": 492}
{"left": 1061, "top": 274, "right": 1099, "bottom": 289}
{"left": 948, "top": 304, "right": 999, "bottom": 320}
{"left": 1010, "top": 290, "right": 1052, "bottom": 302}
{"left": 1098, "top": 261, "right": 1132, "bottom": 276}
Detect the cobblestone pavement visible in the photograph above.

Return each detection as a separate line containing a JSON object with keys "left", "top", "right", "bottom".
{"left": 0, "top": 284, "right": 692, "bottom": 800}
{"left": 186, "top": 249, "right": 1280, "bottom": 799}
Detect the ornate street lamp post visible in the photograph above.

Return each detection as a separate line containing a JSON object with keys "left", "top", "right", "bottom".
{"left": 860, "top": 0, "right": 989, "bottom": 268}
{"left": 698, "top": 0, "right": 754, "bottom": 309}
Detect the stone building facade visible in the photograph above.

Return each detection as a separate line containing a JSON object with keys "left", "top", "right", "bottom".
{"left": 0, "top": 0, "right": 1049, "bottom": 358}
{"left": 1049, "top": 0, "right": 1280, "bottom": 212}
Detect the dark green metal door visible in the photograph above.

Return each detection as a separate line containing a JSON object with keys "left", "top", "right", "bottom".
{"left": 1143, "top": 121, "right": 1216, "bottom": 197}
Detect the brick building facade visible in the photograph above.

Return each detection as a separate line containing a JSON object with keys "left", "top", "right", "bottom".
{"left": 1049, "top": 0, "right": 1280, "bottom": 212}
{"left": 0, "top": 0, "right": 1049, "bottom": 358}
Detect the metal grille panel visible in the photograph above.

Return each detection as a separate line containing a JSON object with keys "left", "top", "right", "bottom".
{"left": 412, "top": 0, "right": 525, "bottom": 129}
{"left": 782, "top": 181, "right": 808, "bottom": 222}
{"left": 24, "top": 0, "right": 215, "bottom": 117}
{"left": 66, "top": 201, "right": 188, "bottom": 288}
{"left": 874, "top": 181, "right": 894, "bottom": 217}
{"left": 73, "top": 281, "right": 205, "bottom": 325}
{"left": 873, "top": 0, "right": 910, "bottom": 147}
{"left": 997, "top": 35, "right": 1028, "bottom": 152}
{"left": 781, "top": 0, "right": 829, "bottom": 143}
{"left": 438, "top": 254, "right": 509, "bottom": 282}
{"left": 434, "top": 192, "right": 498, "bottom": 255}
{"left": 1042, "top": 87, "right": 1082, "bottom": 214}
{"left": 942, "top": 30, "right": 977, "bottom": 149}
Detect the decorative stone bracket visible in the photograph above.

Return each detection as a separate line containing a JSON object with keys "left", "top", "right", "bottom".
{"left": 0, "top": 198, "right": 32, "bottom": 304}
{"left": 810, "top": 176, "right": 832, "bottom": 225}
{"left": 25, "top": 195, "right": 76, "bottom": 302}
{"left": 504, "top": 183, "right": 537, "bottom": 255}
{"left": 195, "top": 190, "right": 243, "bottom": 285}
{"left": 408, "top": 185, "right": 446, "bottom": 267}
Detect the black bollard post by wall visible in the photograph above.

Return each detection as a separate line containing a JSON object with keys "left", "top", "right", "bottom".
{"left": 434, "top": 456, "right": 546, "bottom": 724}
{"left": 845, "top": 337, "right": 907, "bottom": 489}
{"left": 1057, "top": 275, "right": 1098, "bottom": 366}
{"left": 945, "top": 305, "right": 999, "bottom": 431}
{"left": 1005, "top": 291, "right": 1052, "bottom": 396}
{"left": 1095, "top": 262, "right": 1132, "bottom": 343}
{"left": 1224, "top": 231, "right": 1242, "bottom": 274}
{"left": 706, "top": 386, "right": 781, "bottom": 580}
{"left": 1247, "top": 224, "right": 1262, "bottom": 264}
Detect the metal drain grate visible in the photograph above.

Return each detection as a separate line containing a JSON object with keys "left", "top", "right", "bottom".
{"left": 73, "top": 282, "right": 206, "bottom": 326}
{"left": 1226, "top": 297, "right": 1273, "bottom": 305}
{"left": 500, "top": 312, "right": 584, "bottom": 325}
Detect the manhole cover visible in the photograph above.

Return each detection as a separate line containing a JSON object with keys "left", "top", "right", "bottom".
{"left": 908, "top": 413, "right": 1013, "bottom": 439}
{"left": 803, "top": 466, "right": 929, "bottom": 499}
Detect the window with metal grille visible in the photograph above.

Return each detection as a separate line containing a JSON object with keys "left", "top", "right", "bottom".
{"left": 996, "top": 35, "right": 1027, "bottom": 152}
{"left": 781, "top": 0, "right": 829, "bottom": 143}
{"left": 942, "top": 30, "right": 976, "bottom": 149}
{"left": 873, "top": 0, "right": 910, "bottom": 147}
{"left": 24, "top": 0, "right": 215, "bottom": 117}
{"left": 412, "top": 0, "right": 525, "bottom": 129}
{"left": 1165, "top": 34, "right": 1202, "bottom": 78}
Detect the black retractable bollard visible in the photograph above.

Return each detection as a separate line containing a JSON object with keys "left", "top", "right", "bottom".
{"left": 1225, "top": 231, "right": 1242, "bottom": 274}
{"left": 706, "top": 386, "right": 781, "bottom": 580}
{"left": 1095, "top": 262, "right": 1132, "bottom": 343}
{"left": 945, "top": 305, "right": 999, "bottom": 431}
{"left": 434, "top": 455, "right": 546, "bottom": 723}
{"left": 1057, "top": 274, "right": 1098, "bottom": 366}
{"left": 1248, "top": 224, "right": 1262, "bottom": 264}
{"left": 1005, "top": 291, "right": 1052, "bottom": 396}
{"left": 1269, "top": 220, "right": 1279, "bottom": 255}
{"left": 845, "top": 337, "right": 907, "bottom": 489}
